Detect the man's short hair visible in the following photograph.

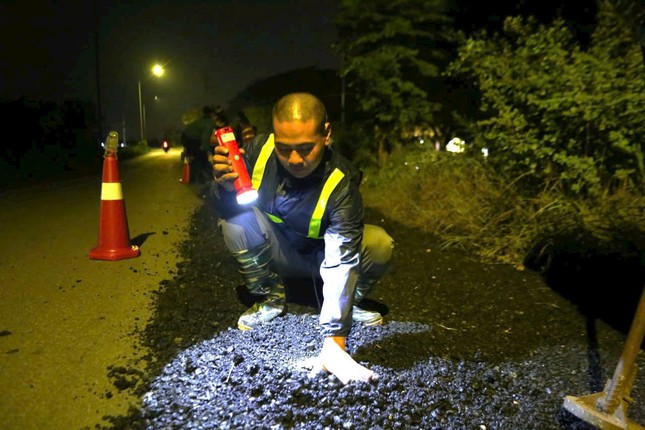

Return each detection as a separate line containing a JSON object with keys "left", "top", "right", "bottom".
{"left": 272, "top": 93, "right": 328, "bottom": 135}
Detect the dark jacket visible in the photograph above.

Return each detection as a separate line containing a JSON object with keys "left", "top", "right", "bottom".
{"left": 181, "top": 117, "right": 214, "bottom": 155}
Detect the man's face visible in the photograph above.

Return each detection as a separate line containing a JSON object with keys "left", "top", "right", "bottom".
{"left": 273, "top": 118, "right": 331, "bottom": 178}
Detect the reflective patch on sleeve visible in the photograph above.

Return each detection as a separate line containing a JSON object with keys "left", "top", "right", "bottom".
{"left": 101, "top": 182, "right": 123, "bottom": 200}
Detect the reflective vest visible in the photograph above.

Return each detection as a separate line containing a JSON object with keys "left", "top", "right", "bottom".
{"left": 251, "top": 134, "right": 345, "bottom": 239}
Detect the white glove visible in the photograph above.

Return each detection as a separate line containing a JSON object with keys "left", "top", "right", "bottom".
{"left": 309, "top": 336, "right": 378, "bottom": 384}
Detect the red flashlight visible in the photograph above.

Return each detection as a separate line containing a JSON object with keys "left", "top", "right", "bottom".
{"left": 213, "top": 127, "right": 258, "bottom": 205}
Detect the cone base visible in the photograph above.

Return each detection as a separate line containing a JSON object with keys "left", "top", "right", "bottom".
{"left": 89, "top": 244, "right": 140, "bottom": 261}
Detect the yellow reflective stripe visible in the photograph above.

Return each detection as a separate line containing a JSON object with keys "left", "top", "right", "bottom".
{"left": 252, "top": 134, "right": 274, "bottom": 190}
{"left": 101, "top": 182, "right": 123, "bottom": 200}
{"left": 264, "top": 212, "right": 284, "bottom": 224}
{"left": 308, "top": 168, "right": 345, "bottom": 238}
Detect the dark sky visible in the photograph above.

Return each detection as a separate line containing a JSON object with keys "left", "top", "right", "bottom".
{"left": 0, "top": 0, "right": 341, "bottom": 140}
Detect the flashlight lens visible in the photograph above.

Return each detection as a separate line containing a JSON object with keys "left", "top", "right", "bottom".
{"left": 236, "top": 189, "right": 258, "bottom": 205}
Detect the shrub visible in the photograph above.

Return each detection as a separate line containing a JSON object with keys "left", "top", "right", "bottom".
{"left": 361, "top": 146, "right": 645, "bottom": 266}
{"left": 447, "top": 2, "right": 645, "bottom": 198}
{"left": 118, "top": 140, "right": 150, "bottom": 160}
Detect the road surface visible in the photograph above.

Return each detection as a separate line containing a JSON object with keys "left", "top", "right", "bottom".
{"left": 0, "top": 147, "right": 202, "bottom": 429}
{"left": 1, "top": 146, "right": 643, "bottom": 429}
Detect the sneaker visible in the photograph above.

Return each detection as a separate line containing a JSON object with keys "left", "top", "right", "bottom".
{"left": 237, "top": 297, "right": 286, "bottom": 330}
{"left": 352, "top": 305, "right": 383, "bottom": 326}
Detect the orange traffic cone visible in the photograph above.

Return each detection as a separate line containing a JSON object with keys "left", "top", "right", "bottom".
{"left": 180, "top": 155, "right": 191, "bottom": 184}
{"left": 89, "top": 131, "right": 140, "bottom": 261}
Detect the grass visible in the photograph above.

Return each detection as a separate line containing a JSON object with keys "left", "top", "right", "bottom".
{"left": 360, "top": 146, "right": 645, "bottom": 267}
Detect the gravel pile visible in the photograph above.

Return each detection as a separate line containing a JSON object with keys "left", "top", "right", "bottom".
{"left": 101, "top": 193, "right": 645, "bottom": 430}
{"left": 135, "top": 315, "right": 639, "bottom": 430}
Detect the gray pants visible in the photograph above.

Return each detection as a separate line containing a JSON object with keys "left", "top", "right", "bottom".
{"left": 218, "top": 207, "right": 394, "bottom": 298}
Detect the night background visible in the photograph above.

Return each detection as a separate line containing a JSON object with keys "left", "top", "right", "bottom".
{"left": 0, "top": 1, "right": 644, "bottom": 429}
{"left": 0, "top": 0, "right": 608, "bottom": 186}
{"left": 0, "top": 0, "right": 341, "bottom": 139}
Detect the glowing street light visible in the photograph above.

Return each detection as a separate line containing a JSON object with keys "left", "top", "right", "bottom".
{"left": 138, "top": 63, "right": 165, "bottom": 141}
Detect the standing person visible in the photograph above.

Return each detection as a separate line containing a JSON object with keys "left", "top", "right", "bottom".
{"left": 181, "top": 105, "right": 216, "bottom": 184}
{"left": 212, "top": 92, "right": 394, "bottom": 384}
{"left": 213, "top": 105, "right": 230, "bottom": 129}
{"left": 235, "top": 110, "right": 257, "bottom": 146}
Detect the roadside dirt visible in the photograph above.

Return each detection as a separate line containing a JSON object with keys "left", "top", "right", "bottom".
{"left": 99, "top": 188, "right": 645, "bottom": 429}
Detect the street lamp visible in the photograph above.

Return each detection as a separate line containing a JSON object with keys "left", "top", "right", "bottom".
{"left": 138, "top": 64, "right": 165, "bottom": 141}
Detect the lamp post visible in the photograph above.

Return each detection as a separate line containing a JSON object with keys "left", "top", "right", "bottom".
{"left": 138, "top": 80, "right": 144, "bottom": 141}
{"left": 137, "top": 64, "right": 165, "bottom": 142}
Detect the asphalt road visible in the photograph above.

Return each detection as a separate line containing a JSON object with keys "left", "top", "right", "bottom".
{"left": 0, "top": 147, "right": 203, "bottom": 429}
{"left": 1, "top": 147, "right": 643, "bottom": 430}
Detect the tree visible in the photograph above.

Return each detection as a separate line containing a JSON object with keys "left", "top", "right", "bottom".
{"left": 228, "top": 67, "right": 342, "bottom": 121}
{"left": 447, "top": 0, "right": 645, "bottom": 197}
{"left": 332, "top": 0, "right": 455, "bottom": 166}
{"left": 612, "top": 0, "right": 645, "bottom": 61}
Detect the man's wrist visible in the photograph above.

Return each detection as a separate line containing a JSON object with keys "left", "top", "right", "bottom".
{"left": 324, "top": 336, "right": 346, "bottom": 350}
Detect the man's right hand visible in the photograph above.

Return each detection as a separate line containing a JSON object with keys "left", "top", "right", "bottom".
{"left": 312, "top": 336, "right": 378, "bottom": 384}
{"left": 212, "top": 145, "right": 242, "bottom": 192}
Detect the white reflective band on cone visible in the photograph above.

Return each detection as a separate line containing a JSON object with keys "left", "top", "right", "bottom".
{"left": 101, "top": 182, "right": 123, "bottom": 200}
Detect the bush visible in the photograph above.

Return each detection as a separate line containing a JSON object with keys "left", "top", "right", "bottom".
{"left": 447, "top": 2, "right": 645, "bottom": 198}
{"left": 361, "top": 146, "right": 645, "bottom": 266}
{"left": 118, "top": 140, "right": 150, "bottom": 160}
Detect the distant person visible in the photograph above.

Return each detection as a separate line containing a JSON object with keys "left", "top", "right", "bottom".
{"left": 214, "top": 105, "right": 230, "bottom": 130}
{"left": 212, "top": 92, "right": 394, "bottom": 384}
{"left": 181, "top": 105, "right": 216, "bottom": 184}
{"left": 235, "top": 111, "right": 257, "bottom": 146}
